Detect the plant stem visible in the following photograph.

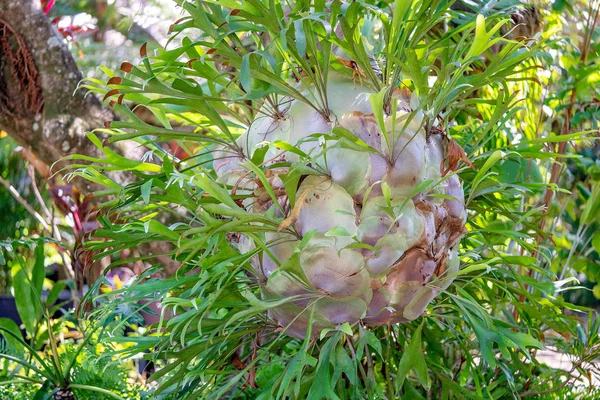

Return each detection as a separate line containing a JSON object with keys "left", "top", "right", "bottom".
{"left": 27, "top": 165, "right": 76, "bottom": 282}
{"left": 68, "top": 384, "right": 127, "bottom": 400}
{"left": 0, "top": 175, "right": 51, "bottom": 232}
{"left": 45, "top": 310, "right": 66, "bottom": 387}
{"left": 385, "top": 325, "right": 394, "bottom": 399}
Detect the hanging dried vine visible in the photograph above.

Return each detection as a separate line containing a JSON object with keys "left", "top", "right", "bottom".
{"left": 0, "top": 17, "right": 43, "bottom": 118}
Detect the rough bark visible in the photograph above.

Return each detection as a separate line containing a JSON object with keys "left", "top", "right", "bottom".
{"left": 0, "top": 0, "right": 136, "bottom": 190}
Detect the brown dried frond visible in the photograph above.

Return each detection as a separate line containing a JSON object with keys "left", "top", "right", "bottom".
{"left": 0, "top": 19, "right": 43, "bottom": 118}
{"left": 337, "top": 57, "right": 366, "bottom": 87}
{"left": 443, "top": 138, "right": 474, "bottom": 176}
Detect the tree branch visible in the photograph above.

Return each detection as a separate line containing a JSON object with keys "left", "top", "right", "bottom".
{"left": 0, "top": 175, "right": 50, "bottom": 233}
{"left": 0, "top": 0, "right": 139, "bottom": 192}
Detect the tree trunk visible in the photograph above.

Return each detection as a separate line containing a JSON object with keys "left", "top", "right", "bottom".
{"left": 0, "top": 0, "right": 179, "bottom": 276}
{"left": 0, "top": 0, "right": 134, "bottom": 190}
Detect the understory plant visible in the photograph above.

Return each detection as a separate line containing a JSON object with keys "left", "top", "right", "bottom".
{"left": 0, "top": 239, "right": 147, "bottom": 399}
{"left": 0, "top": 321, "right": 146, "bottom": 400}
{"left": 69, "top": 0, "right": 600, "bottom": 398}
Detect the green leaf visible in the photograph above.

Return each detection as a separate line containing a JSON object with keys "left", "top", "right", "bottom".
{"left": 307, "top": 332, "right": 341, "bottom": 400}
{"left": 276, "top": 313, "right": 318, "bottom": 399}
{"left": 338, "top": 322, "right": 353, "bottom": 336}
{"left": 369, "top": 89, "right": 387, "bottom": 140}
{"left": 396, "top": 322, "right": 431, "bottom": 390}
{"left": 32, "top": 242, "right": 45, "bottom": 301}
{"left": 45, "top": 281, "right": 68, "bottom": 308}
{"left": 404, "top": 49, "right": 428, "bottom": 95}
{"left": 67, "top": 384, "right": 127, "bottom": 400}
{"left": 241, "top": 54, "right": 251, "bottom": 92}
{"left": 593, "top": 285, "right": 600, "bottom": 299}
{"left": 552, "top": 0, "right": 568, "bottom": 12}
{"left": 274, "top": 140, "right": 310, "bottom": 158}
{"left": 332, "top": 342, "right": 356, "bottom": 385}
{"left": 0, "top": 318, "right": 24, "bottom": 358}
{"left": 329, "top": 127, "right": 368, "bottom": 149}
{"left": 11, "top": 262, "right": 38, "bottom": 334}
{"left": 391, "top": 0, "right": 411, "bottom": 40}
{"left": 468, "top": 150, "right": 504, "bottom": 204}
{"left": 324, "top": 226, "right": 352, "bottom": 237}
{"left": 144, "top": 220, "right": 180, "bottom": 241}
{"left": 497, "top": 327, "right": 543, "bottom": 353}
{"left": 381, "top": 181, "right": 392, "bottom": 206}
{"left": 438, "top": 374, "right": 483, "bottom": 400}
{"left": 31, "top": 381, "right": 53, "bottom": 400}
{"left": 465, "top": 15, "right": 505, "bottom": 61}
{"left": 581, "top": 182, "right": 600, "bottom": 226}
{"left": 294, "top": 20, "right": 306, "bottom": 57}
{"left": 356, "top": 326, "right": 382, "bottom": 360}
{"left": 141, "top": 179, "right": 153, "bottom": 204}
{"left": 193, "top": 173, "right": 241, "bottom": 211}
{"left": 224, "top": 290, "right": 301, "bottom": 329}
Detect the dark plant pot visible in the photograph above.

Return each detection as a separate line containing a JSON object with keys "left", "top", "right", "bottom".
{"left": 0, "top": 295, "right": 22, "bottom": 326}
{"left": 139, "top": 299, "right": 169, "bottom": 326}
{"left": 0, "top": 295, "right": 26, "bottom": 340}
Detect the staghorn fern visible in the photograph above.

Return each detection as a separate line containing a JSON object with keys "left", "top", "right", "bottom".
{"left": 69, "top": 0, "right": 600, "bottom": 399}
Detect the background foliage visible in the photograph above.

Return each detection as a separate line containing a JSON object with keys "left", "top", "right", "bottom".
{"left": 0, "top": 0, "right": 167, "bottom": 397}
